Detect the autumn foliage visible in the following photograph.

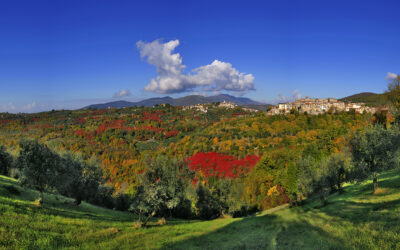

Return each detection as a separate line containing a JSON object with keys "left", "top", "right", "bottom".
{"left": 186, "top": 152, "right": 260, "bottom": 179}
{"left": 0, "top": 103, "right": 374, "bottom": 212}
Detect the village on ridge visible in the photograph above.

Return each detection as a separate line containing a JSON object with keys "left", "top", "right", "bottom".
{"left": 181, "top": 97, "right": 377, "bottom": 115}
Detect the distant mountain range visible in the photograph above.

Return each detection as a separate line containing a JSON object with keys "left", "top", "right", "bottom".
{"left": 339, "top": 92, "right": 388, "bottom": 107}
{"left": 83, "top": 92, "right": 389, "bottom": 111}
{"left": 84, "top": 94, "right": 269, "bottom": 110}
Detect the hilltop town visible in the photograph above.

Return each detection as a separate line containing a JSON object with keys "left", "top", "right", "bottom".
{"left": 182, "top": 100, "right": 258, "bottom": 113}
{"left": 180, "top": 97, "right": 377, "bottom": 116}
{"left": 267, "top": 96, "right": 376, "bottom": 115}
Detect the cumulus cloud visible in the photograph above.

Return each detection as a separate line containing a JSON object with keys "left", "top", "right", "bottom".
{"left": 386, "top": 72, "right": 398, "bottom": 81}
{"left": 137, "top": 39, "right": 255, "bottom": 94}
{"left": 274, "top": 90, "right": 302, "bottom": 104}
{"left": 113, "top": 90, "right": 132, "bottom": 98}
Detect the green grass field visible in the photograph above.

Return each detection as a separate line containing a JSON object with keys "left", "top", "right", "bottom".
{"left": 1, "top": 170, "right": 400, "bottom": 249}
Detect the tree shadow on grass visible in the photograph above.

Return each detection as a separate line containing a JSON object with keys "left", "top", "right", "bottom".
{"left": 0, "top": 189, "right": 137, "bottom": 223}
{"left": 0, "top": 190, "right": 198, "bottom": 226}
{"left": 290, "top": 170, "right": 400, "bottom": 249}
{"left": 161, "top": 213, "right": 344, "bottom": 250}
{"left": 293, "top": 198, "right": 400, "bottom": 249}
{"left": 316, "top": 198, "right": 400, "bottom": 231}
{"left": 0, "top": 175, "right": 18, "bottom": 186}
{"left": 165, "top": 170, "right": 400, "bottom": 249}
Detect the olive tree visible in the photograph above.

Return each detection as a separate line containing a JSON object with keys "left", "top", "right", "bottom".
{"left": 350, "top": 125, "right": 400, "bottom": 193}
{"left": 17, "top": 140, "right": 59, "bottom": 204}
{"left": 322, "top": 152, "right": 353, "bottom": 193}
{"left": 56, "top": 154, "right": 102, "bottom": 205}
{"left": 130, "top": 155, "right": 193, "bottom": 226}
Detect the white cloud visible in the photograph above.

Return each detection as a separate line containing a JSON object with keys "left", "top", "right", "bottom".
{"left": 137, "top": 39, "right": 255, "bottom": 94}
{"left": 23, "top": 102, "right": 37, "bottom": 111}
{"left": 0, "top": 101, "right": 43, "bottom": 113}
{"left": 274, "top": 90, "right": 302, "bottom": 104}
{"left": 113, "top": 89, "right": 132, "bottom": 98}
{"left": 386, "top": 72, "right": 398, "bottom": 81}
{"left": 0, "top": 102, "right": 16, "bottom": 112}
{"left": 189, "top": 60, "right": 255, "bottom": 92}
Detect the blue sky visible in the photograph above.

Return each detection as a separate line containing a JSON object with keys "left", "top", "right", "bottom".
{"left": 1, "top": 0, "right": 399, "bottom": 112}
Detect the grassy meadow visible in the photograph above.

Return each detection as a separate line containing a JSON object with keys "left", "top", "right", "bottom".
{"left": 1, "top": 169, "right": 400, "bottom": 249}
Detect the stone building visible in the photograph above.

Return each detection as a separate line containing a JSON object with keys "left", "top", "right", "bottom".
{"left": 267, "top": 97, "right": 376, "bottom": 115}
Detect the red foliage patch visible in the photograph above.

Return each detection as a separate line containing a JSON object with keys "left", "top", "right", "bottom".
{"left": 186, "top": 152, "right": 260, "bottom": 179}
{"left": 41, "top": 124, "right": 53, "bottom": 129}
{"left": 165, "top": 130, "right": 179, "bottom": 138}
{"left": 96, "top": 119, "right": 124, "bottom": 133}
{"left": 75, "top": 129, "right": 85, "bottom": 137}
{"left": 142, "top": 111, "right": 163, "bottom": 123}
{"left": 73, "top": 118, "right": 86, "bottom": 124}
{"left": 75, "top": 129, "right": 94, "bottom": 140}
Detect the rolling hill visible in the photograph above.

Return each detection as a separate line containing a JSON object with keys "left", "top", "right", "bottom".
{"left": 339, "top": 92, "right": 389, "bottom": 107}
{"left": 83, "top": 94, "right": 267, "bottom": 109}
{"left": 1, "top": 169, "right": 400, "bottom": 249}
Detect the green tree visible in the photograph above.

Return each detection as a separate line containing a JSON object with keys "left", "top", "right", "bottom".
{"left": 296, "top": 156, "right": 317, "bottom": 199}
{"left": 195, "top": 183, "right": 223, "bottom": 219}
{"left": 0, "top": 146, "right": 13, "bottom": 176}
{"left": 296, "top": 152, "right": 352, "bottom": 206}
{"left": 244, "top": 149, "right": 296, "bottom": 209}
{"left": 17, "top": 140, "right": 59, "bottom": 204}
{"left": 57, "top": 154, "right": 102, "bottom": 205}
{"left": 296, "top": 156, "right": 330, "bottom": 206}
{"left": 386, "top": 75, "right": 400, "bottom": 109}
{"left": 324, "top": 152, "right": 353, "bottom": 193}
{"left": 130, "top": 155, "right": 193, "bottom": 226}
{"left": 350, "top": 125, "right": 400, "bottom": 193}
{"left": 386, "top": 75, "right": 400, "bottom": 123}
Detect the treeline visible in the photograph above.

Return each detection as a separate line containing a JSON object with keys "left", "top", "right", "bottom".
{"left": 0, "top": 141, "right": 257, "bottom": 224}
{"left": 245, "top": 120, "right": 400, "bottom": 209}
{"left": 0, "top": 103, "right": 254, "bottom": 193}
{"left": 0, "top": 141, "right": 126, "bottom": 209}
{"left": 298, "top": 123, "right": 400, "bottom": 206}
{"left": 1, "top": 118, "right": 400, "bottom": 224}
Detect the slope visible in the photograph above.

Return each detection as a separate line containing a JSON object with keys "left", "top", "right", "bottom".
{"left": 1, "top": 169, "right": 400, "bottom": 249}
{"left": 339, "top": 92, "right": 389, "bottom": 107}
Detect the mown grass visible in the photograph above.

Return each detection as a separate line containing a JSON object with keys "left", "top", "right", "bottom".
{"left": 1, "top": 170, "right": 400, "bottom": 249}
